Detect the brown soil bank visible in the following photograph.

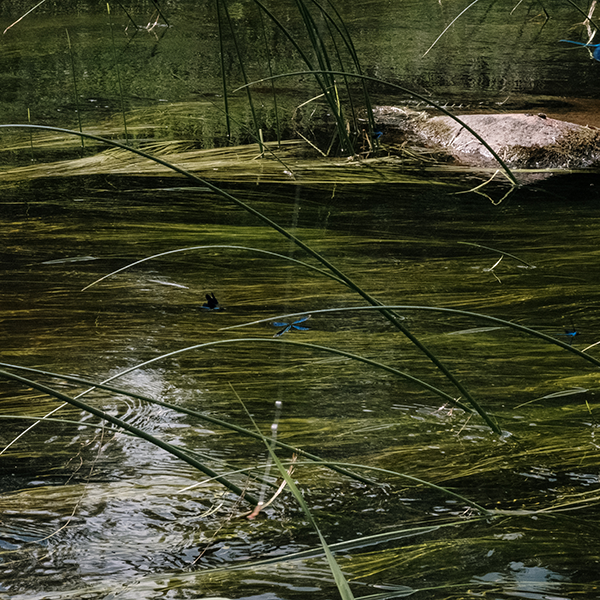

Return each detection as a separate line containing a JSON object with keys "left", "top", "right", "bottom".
{"left": 373, "top": 106, "right": 600, "bottom": 169}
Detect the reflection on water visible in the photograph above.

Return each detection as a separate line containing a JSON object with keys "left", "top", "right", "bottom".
{"left": 1, "top": 167, "right": 600, "bottom": 598}
{"left": 1, "top": 0, "right": 599, "bottom": 143}
{"left": 474, "top": 564, "right": 569, "bottom": 599}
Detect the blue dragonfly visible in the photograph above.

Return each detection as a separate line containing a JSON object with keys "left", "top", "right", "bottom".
{"left": 557, "top": 324, "right": 579, "bottom": 345}
{"left": 560, "top": 39, "right": 600, "bottom": 61}
{"left": 272, "top": 315, "right": 311, "bottom": 337}
{"left": 532, "top": 320, "right": 579, "bottom": 345}
{"left": 545, "top": 319, "right": 579, "bottom": 345}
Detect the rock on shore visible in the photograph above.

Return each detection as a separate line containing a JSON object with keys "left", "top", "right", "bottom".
{"left": 373, "top": 106, "right": 600, "bottom": 169}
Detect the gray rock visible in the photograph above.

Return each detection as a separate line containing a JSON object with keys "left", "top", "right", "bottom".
{"left": 373, "top": 106, "right": 600, "bottom": 169}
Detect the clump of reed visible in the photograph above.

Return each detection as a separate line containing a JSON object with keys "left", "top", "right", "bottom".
{"left": 212, "top": 0, "right": 378, "bottom": 156}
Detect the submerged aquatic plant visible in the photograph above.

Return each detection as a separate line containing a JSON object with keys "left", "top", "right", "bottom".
{"left": 3, "top": 127, "right": 599, "bottom": 598}
{"left": 0, "top": 123, "right": 503, "bottom": 433}
{"left": 0, "top": 355, "right": 489, "bottom": 600}
{"left": 3, "top": 4, "right": 599, "bottom": 597}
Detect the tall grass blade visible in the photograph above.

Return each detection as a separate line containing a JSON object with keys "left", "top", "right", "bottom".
{"left": 422, "top": 0, "right": 481, "bottom": 57}
{"left": 234, "top": 388, "right": 356, "bottom": 600}
{"left": 215, "top": 0, "right": 231, "bottom": 140}
{"left": 0, "top": 331, "right": 473, "bottom": 413}
{"left": 221, "top": 0, "right": 263, "bottom": 152}
{"left": 310, "top": 0, "right": 376, "bottom": 139}
{"left": 0, "top": 361, "right": 375, "bottom": 485}
{"left": 257, "top": 8, "right": 281, "bottom": 146}
{"left": 320, "top": 11, "right": 359, "bottom": 142}
{"left": 80, "top": 244, "right": 347, "bottom": 291}
{"left": 293, "top": 0, "right": 353, "bottom": 153}
{"left": 107, "top": 2, "right": 129, "bottom": 143}
{"left": 65, "top": 28, "right": 85, "bottom": 151}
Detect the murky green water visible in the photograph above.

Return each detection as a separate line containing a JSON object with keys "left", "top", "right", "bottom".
{"left": 1, "top": 170, "right": 600, "bottom": 598}
{"left": 1, "top": 1, "right": 600, "bottom": 599}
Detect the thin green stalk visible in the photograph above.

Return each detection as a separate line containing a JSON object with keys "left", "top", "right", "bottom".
{"left": 234, "top": 387, "right": 356, "bottom": 600}
{"left": 65, "top": 29, "right": 84, "bottom": 151}
{"left": 107, "top": 2, "right": 129, "bottom": 143}
{"left": 0, "top": 368, "right": 259, "bottom": 505}
{"left": 308, "top": 0, "right": 366, "bottom": 142}
{"left": 257, "top": 8, "right": 281, "bottom": 146}
{"left": 319, "top": 8, "right": 359, "bottom": 145}
{"left": 422, "top": 0, "right": 481, "bottom": 57}
{"left": 80, "top": 243, "right": 347, "bottom": 291}
{"left": 0, "top": 327, "right": 473, "bottom": 417}
{"left": 0, "top": 124, "right": 495, "bottom": 433}
{"left": 215, "top": 0, "right": 231, "bottom": 140}
{"left": 221, "top": 0, "right": 263, "bottom": 152}
{"left": 114, "top": 0, "right": 139, "bottom": 29}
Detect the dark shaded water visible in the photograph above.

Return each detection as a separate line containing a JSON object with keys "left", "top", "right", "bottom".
{"left": 1, "top": 169, "right": 600, "bottom": 598}
{"left": 1, "top": 0, "right": 599, "bottom": 141}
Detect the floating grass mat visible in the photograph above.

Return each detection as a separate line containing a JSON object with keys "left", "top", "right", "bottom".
{"left": 0, "top": 138, "right": 462, "bottom": 186}
{"left": 0, "top": 103, "right": 206, "bottom": 154}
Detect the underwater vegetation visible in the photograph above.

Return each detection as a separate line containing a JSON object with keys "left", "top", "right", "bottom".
{"left": 1, "top": 1, "right": 600, "bottom": 599}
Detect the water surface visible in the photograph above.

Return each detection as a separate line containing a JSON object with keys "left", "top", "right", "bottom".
{"left": 1, "top": 169, "right": 600, "bottom": 598}
{"left": 1, "top": 1, "right": 600, "bottom": 598}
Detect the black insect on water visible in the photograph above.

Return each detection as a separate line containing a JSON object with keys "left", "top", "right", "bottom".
{"left": 272, "top": 315, "right": 311, "bottom": 337}
{"left": 201, "top": 292, "right": 220, "bottom": 310}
